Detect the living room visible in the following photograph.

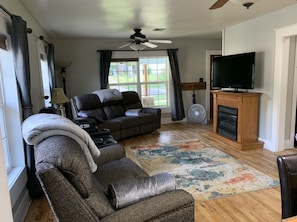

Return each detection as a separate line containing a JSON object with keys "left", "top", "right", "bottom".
{"left": 2, "top": 0, "right": 297, "bottom": 221}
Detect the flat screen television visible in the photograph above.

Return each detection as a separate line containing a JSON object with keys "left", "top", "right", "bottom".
{"left": 212, "top": 52, "right": 255, "bottom": 91}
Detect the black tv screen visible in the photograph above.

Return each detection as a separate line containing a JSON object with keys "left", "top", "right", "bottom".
{"left": 212, "top": 52, "right": 255, "bottom": 90}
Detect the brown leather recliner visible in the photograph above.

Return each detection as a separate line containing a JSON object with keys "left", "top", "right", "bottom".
{"left": 277, "top": 154, "right": 297, "bottom": 219}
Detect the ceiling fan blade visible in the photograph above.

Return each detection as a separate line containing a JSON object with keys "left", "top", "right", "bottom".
{"left": 142, "top": 42, "right": 158, "bottom": 48}
{"left": 134, "top": 36, "right": 146, "bottom": 41}
{"left": 118, "top": 43, "right": 131, "bottom": 49}
{"left": 209, "top": 0, "right": 229, "bottom": 9}
{"left": 149, "top": 40, "right": 172, "bottom": 44}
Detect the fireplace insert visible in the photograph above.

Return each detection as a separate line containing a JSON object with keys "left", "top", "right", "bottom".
{"left": 217, "top": 105, "right": 238, "bottom": 140}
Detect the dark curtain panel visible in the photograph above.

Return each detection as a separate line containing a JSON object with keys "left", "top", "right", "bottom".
{"left": 47, "top": 43, "right": 56, "bottom": 90}
{"left": 11, "top": 15, "right": 42, "bottom": 198}
{"left": 167, "top": 49, "right": 185, "bottom": 121}
{"left": 99, "top": 50, "right": 112, "bottom": 89}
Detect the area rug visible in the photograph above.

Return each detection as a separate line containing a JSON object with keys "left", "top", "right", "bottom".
{"left": 127, "top": 140, "right": 279, "bottom": 201}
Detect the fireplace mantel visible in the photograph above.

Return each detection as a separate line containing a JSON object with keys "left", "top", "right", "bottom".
{"left": 209, "top": 90, "right": 263, "bottom": 150}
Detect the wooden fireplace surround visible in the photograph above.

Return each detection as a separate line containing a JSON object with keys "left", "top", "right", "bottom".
{"left": 209, "top": 90, "right": 263, "bottom": 151}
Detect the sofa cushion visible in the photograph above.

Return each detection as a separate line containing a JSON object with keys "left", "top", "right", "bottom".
{"left": 85, "top": 176, "right": 115, "bottom": 218}
{"left": 93, "top": 89, "right": 123, "bottom": 103}
{"left": 74, "top": 94, "right": 103, "bottom": 110}
{"left": 107, "top": 173, "right": 176, "bottom": 209}
{"left": 103, "top": 105, "right": 125, "bottom": 120}
{"left": 77, "top": 109, "right": 106, "bottom": 122}
{"left": 96, "top": 120, "right": 122, "bottom": 132}
{"left": 122, "top": 91, "right": 142, "bottom": 109}
{"left": 34, "top": 136, "right": 93, "bottom": 198}
{"left": 137, "top": 113, "right": 159, "bottom": 125}
{"left": 113, "top": 116, "right": 141, "bottom": 129}
{"left": 94, "top": 157, "right": 149, "bottom": 192}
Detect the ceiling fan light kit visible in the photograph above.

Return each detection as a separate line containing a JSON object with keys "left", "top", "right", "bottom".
{"left": 242, "top": 2, "right": 254, "bottom": 9}
{"left": 118, "top": 29, "right": 172, "bottom": 51}
{"left": 210, "top": 0, "right": 255, "bottom": 9}
{"left": 129, "top": 43, "right": 146, "bottom": 51}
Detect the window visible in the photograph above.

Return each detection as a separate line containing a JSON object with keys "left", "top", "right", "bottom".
{"left": 0, "top": 33, "right": 25, "bottom": 187}
{"left": 0, "top": 66, "right": 10, "bottom": 171}
{"left": 109, "top": 56, "right": 170, "bottom": 107}
{"left": 0, "top": 35, "right": 11, "bottom": 172}
{"left": 38, "top": 42, "right": 51, "bottom": 107}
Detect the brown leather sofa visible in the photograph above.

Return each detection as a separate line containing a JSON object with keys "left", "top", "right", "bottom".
{"left": 71, "top": 90, "right": 161, "bottom": 140}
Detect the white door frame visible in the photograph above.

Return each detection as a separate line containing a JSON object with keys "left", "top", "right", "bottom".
{"left": 206, "top": 50, "right": 222, "bottom": 120}
{"left": 272, "top": 23, "right": 297, "bottom": 152}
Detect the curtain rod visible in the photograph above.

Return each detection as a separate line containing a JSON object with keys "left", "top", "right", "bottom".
{"left": 97, "top": 48, "right": 178, "bottom": 53}
{"left": 39, "top": 36, "right": 50, "bottom": 44}
{"left": 0, "top": 4, "right": 12, "bottom": 17}
{"left": 0, "top": 4, "right": 32, "bottom": 34}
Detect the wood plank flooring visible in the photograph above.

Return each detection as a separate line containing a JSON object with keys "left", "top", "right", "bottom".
{"left": 24, "top": 122, "right": 297, "bottom": 222}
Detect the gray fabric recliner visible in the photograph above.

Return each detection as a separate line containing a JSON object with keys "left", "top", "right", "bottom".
{"left": 34, "top": 135, "right": 195, "bottom": 222}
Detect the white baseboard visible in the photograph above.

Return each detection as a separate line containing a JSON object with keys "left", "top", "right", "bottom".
{"left": 13, "top": 189, "right": 31, "bottom": 222}
{"left": 8, "top": 167, "right": 31, "bottom": 222}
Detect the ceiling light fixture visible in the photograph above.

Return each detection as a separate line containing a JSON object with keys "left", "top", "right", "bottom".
{"left": 129, "top": 43, "right": 146, "bottom": 51}
{"left": 230, "top": 0, "right": 255, "bottom": 9}
{"left": 153, "top": 28, "right": 166, "bottom": 32}
{"left": 242, "top": 2, "right": 254, "bottom": 9}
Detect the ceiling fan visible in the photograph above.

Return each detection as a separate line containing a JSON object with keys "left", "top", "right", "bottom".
{"left": 209, "top": 0, "right": 254, "bottom": 10}
{"left": 118, "top": 29, "right": 172, "bottom": 51}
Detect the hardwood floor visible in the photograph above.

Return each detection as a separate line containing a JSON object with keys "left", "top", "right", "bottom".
{"left": 24, "top": 122, "right": 297, "bottom": 222}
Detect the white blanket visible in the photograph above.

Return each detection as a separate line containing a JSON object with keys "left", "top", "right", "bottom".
{"left": 22, "top": 113, "right": 100, "bottom": 172}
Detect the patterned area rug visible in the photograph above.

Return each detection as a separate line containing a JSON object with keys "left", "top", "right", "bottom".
{"left": 127, "top": 140, "right": 279, "bottom": 201}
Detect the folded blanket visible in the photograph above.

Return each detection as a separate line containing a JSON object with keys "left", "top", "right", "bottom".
{"left": 22, "top": 113, "right": 100, "bottom": 172}
{"left": 125, "top": 109, "right": 144, "bottom": 117}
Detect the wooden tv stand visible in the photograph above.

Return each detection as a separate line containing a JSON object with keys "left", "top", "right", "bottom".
{"left": 209, "top": 90, "right": 263, "bottom": 150}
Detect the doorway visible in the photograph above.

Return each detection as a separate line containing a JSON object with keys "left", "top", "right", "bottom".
{"left": 205, "top": 50, "right": 221, "bottom": 121}
{"left": 272, "top": 25, "right": 297, "bottom": 152}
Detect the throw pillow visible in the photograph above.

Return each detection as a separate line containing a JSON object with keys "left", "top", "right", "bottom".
{"left": 107, "top": 173, "right": 176, "bottom": 209}
{"left": 125, "top": 109, "right": 144, "bottom": 117}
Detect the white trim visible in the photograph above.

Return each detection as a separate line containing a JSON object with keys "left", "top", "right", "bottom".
{"left": 205, "top": 50, "right": 222, "bottom": 120}
{"left": 288, "top": 37, "right": 297, "bottom": 148}
{"left": 8, "top": 166, "right": 27, "bottom": 206}
{"left": 8, "top": 167, "right": 30, "bottom": 222}
{"left": 272, "top": 23, "right": 297, "bottom": 152}
{"left": 0, "top": 131, "right": 13, "bottom": 222}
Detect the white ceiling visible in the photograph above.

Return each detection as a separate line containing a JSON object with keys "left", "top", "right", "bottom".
{"left": 20, "top": 0, "right": 297, "bottom": 40}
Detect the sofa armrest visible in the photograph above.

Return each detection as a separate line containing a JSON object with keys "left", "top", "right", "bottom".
{"left": 95, "top": 144, "right": 126, "bottom": 166}
{"left": 37, "top": 166, "right": 99, "bottom": 222}
{"left": 72, "top": 117, "right": 97, "bottom": 129}
{"left": 143, "top": 107, "right": 161, "bottom": 116}
{"left": 101, "top": 189, "right": 194, "bottom": 222}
